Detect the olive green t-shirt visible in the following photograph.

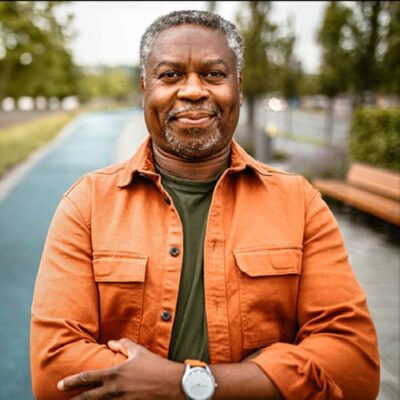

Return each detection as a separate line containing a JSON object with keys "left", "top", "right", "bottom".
{"left": 157, "top": 167, "right": 219, "bottom": 363}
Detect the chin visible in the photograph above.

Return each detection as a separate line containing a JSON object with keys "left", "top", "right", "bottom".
{"left": 164, "top": 127, "right": 225, "bottom": 160}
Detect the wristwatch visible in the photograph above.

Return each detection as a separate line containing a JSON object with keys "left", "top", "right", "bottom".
{"left": 181, "top": 359, "right": 217, "bottom": 400}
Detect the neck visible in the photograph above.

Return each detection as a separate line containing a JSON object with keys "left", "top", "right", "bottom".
{"left": 152, "top": 143, "right": 231, "bottom": 181}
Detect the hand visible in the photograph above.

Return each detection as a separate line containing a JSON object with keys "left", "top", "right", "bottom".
{"left": 57, "top": 338, "right": 185, "bottom": 400}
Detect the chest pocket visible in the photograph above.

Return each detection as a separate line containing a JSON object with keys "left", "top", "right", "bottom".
{"left": 93, "top": 252, "right": 148, "bottom": 343}
{"left": 233, "top": 246, "right": 302, "bottom": 349}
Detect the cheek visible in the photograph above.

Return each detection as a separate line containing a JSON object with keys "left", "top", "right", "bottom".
{"left": 217, "top": 88, "right": 241, "bottom": 133}
{"left": 217, "top": 84, "right": 240, "bottom": 107}
{"left": 219, "top": 88, "right": 241, "bottom": 118}
{"left": 145, "top": 89, "right": 174, "bottom": 123}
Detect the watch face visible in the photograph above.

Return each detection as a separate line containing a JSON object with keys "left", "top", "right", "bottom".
{"left": 183, "top": 367, "right": 215, "bottom": 400}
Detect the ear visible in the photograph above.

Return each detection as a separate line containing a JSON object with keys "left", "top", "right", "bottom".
{"left": 140, "top": 77, "right": 146, "bottom": 108}
{"left": 238, "top": 72, "right": 243, "bottom": 106}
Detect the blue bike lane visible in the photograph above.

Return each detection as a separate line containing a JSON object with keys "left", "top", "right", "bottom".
{"left": 0, "top": 108, "right": 143, "bottom": 399}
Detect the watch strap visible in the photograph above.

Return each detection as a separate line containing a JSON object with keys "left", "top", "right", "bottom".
{"left": 185, "top": 359, "right": 208, "bottom": 368}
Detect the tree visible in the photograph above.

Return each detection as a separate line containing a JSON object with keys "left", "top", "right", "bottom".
{"left": 77, "top": 66, "right": 138, "bottom": 104}
{"left": 276, "top": 16, "right": 301, "bottom": 102}
{"left": 298, "top": 73, "right": 320, "bottom": 96}
{"left": 207, "top": 1, "right": 217, "bottom": 13}
{"left": 317, "top": 1, "right": 353, "bottom": 142}
{"left": 381, "top": 1, "right": 400, "bottom": 96}
{"left": 348, "top": 1, "right": 388, "bottom": 106}
{"left": 0, "top": 1, "right": 77, "bottom": 102}
{"left": 236, "top": 1, "right": 278, "bottom": 145}
{"left": 275, "top": 16, "right": 302, "bottom": 137}
{"left": 318, "top": 2, "right": 352, "bottom": 98}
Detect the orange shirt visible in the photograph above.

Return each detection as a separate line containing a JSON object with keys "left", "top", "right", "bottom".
{"left": 31, "top": 137, "right": 379, "bottom": 399}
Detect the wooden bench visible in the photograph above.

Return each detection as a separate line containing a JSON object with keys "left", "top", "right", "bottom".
{"left": 313, "top": 163, "right": 400, "bottom": 226}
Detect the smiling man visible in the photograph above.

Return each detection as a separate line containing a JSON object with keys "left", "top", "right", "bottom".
{"left": 31, "top": 10, "right": 379, "bottom": 400}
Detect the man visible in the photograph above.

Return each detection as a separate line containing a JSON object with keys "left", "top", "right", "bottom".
{"left": 31, "top": 10, "right": 379, "bottom": 400}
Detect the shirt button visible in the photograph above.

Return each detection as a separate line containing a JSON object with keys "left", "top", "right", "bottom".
{"left": 161, "top": 310, "right": 172, "bottom": 321}
{"left": 170, "top": 247, "right": 180, "bottom": 257}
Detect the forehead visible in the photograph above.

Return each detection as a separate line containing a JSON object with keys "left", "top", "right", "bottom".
{"left": 147, "top": 24, "right": 236, "bottom": 68}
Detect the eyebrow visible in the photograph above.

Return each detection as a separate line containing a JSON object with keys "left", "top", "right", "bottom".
{"left": 153, "top": 58, "right": 230, "bottom": 73}
{"left": 203, "top": 59, "right": 230, "bottom": 69}
{"left": 153, "top": 61, "right": 185, "bottom": 72}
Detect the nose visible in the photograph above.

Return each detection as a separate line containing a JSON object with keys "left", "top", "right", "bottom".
{"left": 177, "top": 73, "right": 209, "bottom": 102}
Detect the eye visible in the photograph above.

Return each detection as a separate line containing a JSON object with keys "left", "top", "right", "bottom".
{"left": 203, "top": 70, "right": 226, "bottom": 80}
{"left": 159, "top": 71, "right": 182, "bottom": 81}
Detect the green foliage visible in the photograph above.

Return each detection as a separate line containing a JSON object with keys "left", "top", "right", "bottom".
{"left": 382, "top": 1, "right": 400, "bottom": 96}
{"left": 236, "top": 0, "right": 304, "bottom": 149}
{"left": 298, "top": 73, "right": 320, "bottom": 96}
{"left": 275, "top": 16, "right": 302, "bottom": 99}
{"left": 348, "top": 1, "right": 387, "bottom": 102}
{"left": 317, "top": 1, "right": 399, "bottom": 102}
{"left": 77, "top": 66, "right": 138, "bottom": 103}
{"left": 0, "top": 111, "right": 78, "bottom": 176}
{"left": 237, "top": 2, "right": 304, "bottom": 101}
{"left": 349, "top": 107, "right": 400, "bottom": 171}
{"left": 317, "top": 1, "right": 353, "bottom": 98}
{"left": 0, "top": 1, "right": 77, "bottom": 100}
{"left": 236, "top": 1, "right": 277, "bottom": 98}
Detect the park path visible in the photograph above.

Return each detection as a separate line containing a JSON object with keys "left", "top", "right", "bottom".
{"left": 0, "top": 108, "right": 146, "bottom": 399}
{"left": 0, "top": 108, "right": 398, "bottom": 399}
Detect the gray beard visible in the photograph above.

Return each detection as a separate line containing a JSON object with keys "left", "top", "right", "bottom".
{"left": 164, "top": 126, "right": 224, "bottom": 159}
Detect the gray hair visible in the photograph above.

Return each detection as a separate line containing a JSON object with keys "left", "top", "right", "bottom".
{"left": 139, "top": 10, "right": 243, "bottom": 79}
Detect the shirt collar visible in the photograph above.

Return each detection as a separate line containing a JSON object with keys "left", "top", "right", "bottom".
{"left": 117, "top": 136, "right": 272, "bottom": 188}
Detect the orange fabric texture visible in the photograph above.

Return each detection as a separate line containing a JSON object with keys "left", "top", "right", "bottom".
{"left": 30, "top": 137, "right": 380, "bottom": 399}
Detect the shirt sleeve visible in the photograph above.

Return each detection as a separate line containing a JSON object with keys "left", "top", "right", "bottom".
{"left": 30, "top": 177, "right": 126, "bottom": 400}
{"left": 250, "top": 179, "right": 380, "bottom": 400}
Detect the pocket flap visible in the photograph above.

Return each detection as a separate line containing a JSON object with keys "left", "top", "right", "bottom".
{"left": 233, "top": 248, "right": 301, "bottom": 277}
{"left": 93, "top": 254, "right": 148, "bottom": 282}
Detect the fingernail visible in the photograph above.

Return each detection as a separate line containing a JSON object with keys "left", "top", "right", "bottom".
{"left": 57, "top": 380, "right": 64, "bottom": 391}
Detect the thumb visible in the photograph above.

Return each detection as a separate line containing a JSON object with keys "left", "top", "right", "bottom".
{"left": 108, "top": 338, "right": 138, "bottom": 359}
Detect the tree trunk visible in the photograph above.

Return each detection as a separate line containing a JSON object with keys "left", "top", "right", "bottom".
{"left": 0, "top": 59, "right": 14, "bottom": 101}
{"left": 246, "top": 95, "right": 256, "bottom": 151}
{"left": 357, "top": 1, "right": 381, "bottom": 105}
{"left": 324, "top": 98, "right": 335, "bottom": 144}
{"left": 285, "top": 104, "right": 293, "bottom": 136}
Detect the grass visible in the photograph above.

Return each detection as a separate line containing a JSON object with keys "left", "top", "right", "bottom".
{"left": 0, "top": 110, "right": 79, "bottom": 178}
{"left": 274, "top": 130, "right": 327, "bottom": 146}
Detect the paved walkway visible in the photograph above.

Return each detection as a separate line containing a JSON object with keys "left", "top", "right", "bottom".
{"left": 0, "top": 110, "right": 398, "bottom": 399}
{"left": 332, "top": 206, "right": 400, "bottom": 399}
{"left": 0, "top": 108, "right": 144, "bottom": 399}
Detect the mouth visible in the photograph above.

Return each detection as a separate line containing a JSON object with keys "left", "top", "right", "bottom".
{"left": 173, "top": 112, "right": 216, "bottom": 127}
{"left": 167, "top": 108, "right": 220, "bottom": 129}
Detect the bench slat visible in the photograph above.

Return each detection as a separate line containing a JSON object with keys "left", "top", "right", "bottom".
{"left": 347, "top": 163, "right": 400, "bottom": 201}
{"left": 313, "top": 180, "right": 400, "bottom": 226}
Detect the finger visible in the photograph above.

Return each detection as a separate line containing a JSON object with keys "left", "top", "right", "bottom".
{"left": 119, "top": 338, "right": 139, "bottom": 359}
{"left": 107, "top": 340, "right": 128, "bottom": 357}
{"left": 108, "top": 338, "right": 138, "bottom": 359}
{"left": 70, "top": 385, "right": 108, "bottom": 400}
{"left": 58, "top": 369, "right": 110, "bottom": 391}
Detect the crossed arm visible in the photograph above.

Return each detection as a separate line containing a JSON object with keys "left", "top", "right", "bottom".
{"left": 57, "top": 339, "right": 282, "bottom": 399}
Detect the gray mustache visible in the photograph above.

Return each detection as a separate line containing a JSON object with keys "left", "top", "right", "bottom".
{"left": 166, "top": 105, "right": 221, "bottom": 122}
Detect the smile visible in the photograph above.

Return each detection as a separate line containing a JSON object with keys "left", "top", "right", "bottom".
{"left": 171, "top": 112, "right": 217, "bottom": 128}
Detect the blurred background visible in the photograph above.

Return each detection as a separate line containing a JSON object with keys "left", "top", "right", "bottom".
{"left": 0, "top": 1, "right": 399, "bottom": 399}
